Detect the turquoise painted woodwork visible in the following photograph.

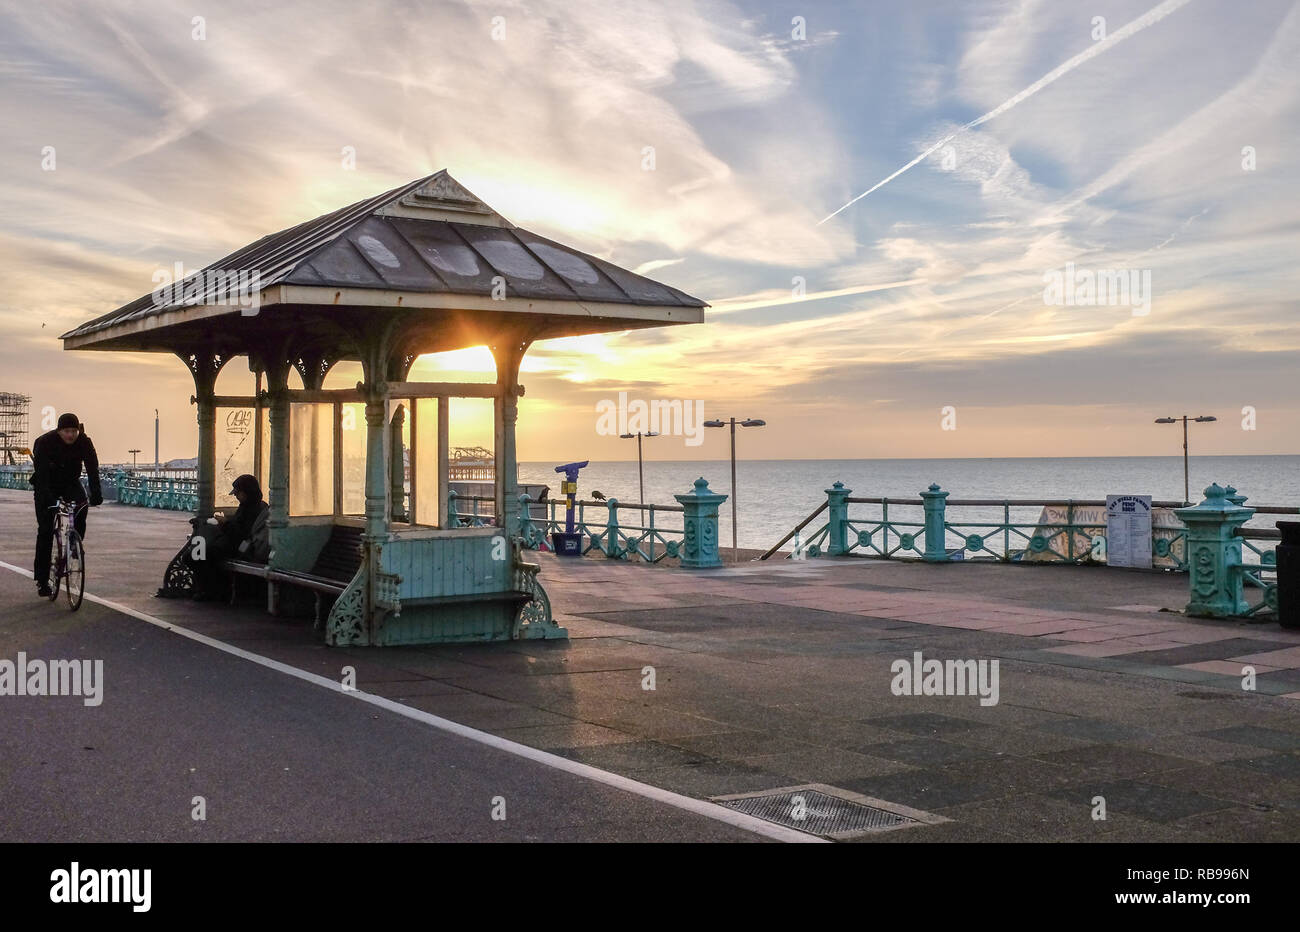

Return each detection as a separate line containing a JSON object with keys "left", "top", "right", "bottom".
{"left": 363, "top": 398, "right": 387, "bottom": 541}
{"left": 674, "top": 477, "right": 726, "bottom": 568}
{"left": 825, "top": 481, "right": 852, "bottom": 555}
{"left": 266, "top": 384, "right": 290, "bottom": 543}
{"left": 322, "top": 529, "right": 565, "bottom": 646}
{"left": 1175, "top": 484, "right": 1253, "bottom": 618}
{"left": 195, "top": 396, "right": 216, "bottom": 517}
{"left": 920, "top": 483, "right": 950, "bottom": 562}
{"left": 517, "top": 493, "right": 546, "bottom": 549}
{"left": 499, "top": 392, "right": 521, "bottom": 535}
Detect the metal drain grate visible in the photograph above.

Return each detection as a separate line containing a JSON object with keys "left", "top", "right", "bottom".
{"left": 713, "top": 784, "right": 947, "bottom": 840}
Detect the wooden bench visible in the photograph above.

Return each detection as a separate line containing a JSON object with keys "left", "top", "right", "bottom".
{"left": 226, "top": 525, "right": 363, "bottom": 626}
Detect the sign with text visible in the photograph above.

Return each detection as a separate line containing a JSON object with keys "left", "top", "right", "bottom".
{"left": 1107, "top": 494, "right": 1153, "bottom": 568}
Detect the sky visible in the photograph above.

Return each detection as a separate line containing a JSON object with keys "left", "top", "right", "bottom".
{"left": 0, "top": 0, "right": 1297, "bottom": 465}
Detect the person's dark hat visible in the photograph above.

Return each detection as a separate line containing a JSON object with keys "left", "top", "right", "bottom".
{"left": 230, "top": 474, "right": 263, "bottom": 501}
{"left": 56, "top": 413, "right": 80, "bottom": 430}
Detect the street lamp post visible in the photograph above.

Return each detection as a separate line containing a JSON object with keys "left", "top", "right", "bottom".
{"left": 618, "top": 431, "right": 659, "bottom": 504}
{"left": 1154, "top": 414, "right": 1216, "bottom": 504}
{"left": 703, "top": 417, "right": 766, "bottom": 562}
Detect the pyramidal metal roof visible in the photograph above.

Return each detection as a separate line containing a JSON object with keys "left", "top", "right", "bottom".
{"left": 62, "top": 170, "right": 706, "bottom": 344}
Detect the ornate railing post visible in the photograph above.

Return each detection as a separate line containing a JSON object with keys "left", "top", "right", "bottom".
{"left": 517, "top": 492, "right": 542, "bottom": 549}
{"left": 1175, "top": 483, "right": 1253, "bottom": 618}
{"left": 921, "top": 483, "right": 950, "bottom": 562}
{"left": 114, "top": 469, "right": 126, "bottom": 502}
{"left": 826, "top": 481, "right": 852, "bottom": 555}
{"left": 445, "top": 488, "right": 460, "bottom": 529}
{"left": 604, "top": 498, "right": 621, "bottom": 557}
{"left": 674, "top": 478, "right": 726, "bottom": 569}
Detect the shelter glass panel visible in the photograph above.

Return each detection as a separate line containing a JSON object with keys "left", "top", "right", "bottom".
{"left": 290, "top": 403, "right": 333, "bottom": 516}
{"left": 340, "top": 403, "right": 365, "bottom": 515}
{"left": 387, "top": 399, "right": 412, "bottom": 523}
{"left": 449, "top": 397, "right": 495, "bottom": 524}
{"left": 215, "top": 407, "right": 255, "bottom": 510}
{"left": 414, "top": 398, "right": 439, "bottom": 527}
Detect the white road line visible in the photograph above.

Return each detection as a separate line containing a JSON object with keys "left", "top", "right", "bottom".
{"left": 0, "top": 559, "right": 823, "bottom": 843}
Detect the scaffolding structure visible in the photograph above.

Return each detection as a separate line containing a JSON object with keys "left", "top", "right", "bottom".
{"left": 0, "top": 392, "right": 31, "bottom": 465}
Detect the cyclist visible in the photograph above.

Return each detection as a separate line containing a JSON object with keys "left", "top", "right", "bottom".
{"left": 31, "top": 413, "right": 102, "bottom": 597}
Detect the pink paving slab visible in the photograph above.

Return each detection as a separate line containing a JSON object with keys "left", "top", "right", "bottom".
{"left": 1226, "top": 647, "right": 1300, "bottom": 669}
{"left": 1043, "top": 642, "right": 1159, "bottom": 657}
{"left": 1178, "top": 660, "right": 1284, "bottom": 675}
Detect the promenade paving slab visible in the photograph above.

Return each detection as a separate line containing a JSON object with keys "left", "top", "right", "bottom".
{"left": 2, "top": 489, "right": 1298, "bottom": 842}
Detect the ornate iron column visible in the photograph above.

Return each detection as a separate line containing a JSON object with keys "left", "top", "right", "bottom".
{"left": 178, "top": 350, "right": 228, "bottom": 518}
{"left": 262, "top": 360, "right": 292, "bottom": 560}
{"left": 363, "top": 389, "right": 389, "bottom": 540}
{"left": 920, "top": 483, "right": 951, "bottom": 562}
{"left": 491, "top": 334, "right": 530, "bottom": 536}
{"left": 825, "top": 481, "right": 853, "bottom": 555}
{"left": 674, "top": 477, "right": 726, "bottom": 568}
{"left": 1175, "top": 483, "right": 1253, "bottom": 618}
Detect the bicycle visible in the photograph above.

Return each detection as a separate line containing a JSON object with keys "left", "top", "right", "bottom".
{"left": 47, "top": 498, "right": 87, "bottom": 611}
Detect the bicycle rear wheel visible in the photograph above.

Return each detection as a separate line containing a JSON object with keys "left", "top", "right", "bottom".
{"left": 48, "top": 535, "right": 61, "bottom": 601}
{"left": 65, "top": 531, "right": 84, "bottom": 611}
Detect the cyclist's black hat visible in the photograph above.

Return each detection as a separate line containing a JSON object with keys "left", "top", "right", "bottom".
{"left": 57, "top": 413, "right": 80, "bottom": 430}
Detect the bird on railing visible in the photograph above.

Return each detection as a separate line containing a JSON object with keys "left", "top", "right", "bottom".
{"left": 591, "top": 490, "right": 606, "bottom": 501}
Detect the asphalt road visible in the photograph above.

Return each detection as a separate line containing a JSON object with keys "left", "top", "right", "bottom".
{"left": 0, "top": 566, "right": 772, "bottom": 842}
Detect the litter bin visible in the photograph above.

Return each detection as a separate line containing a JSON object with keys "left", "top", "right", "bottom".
{"left": 1277, "top": 522, "right": 1300, "bottom": 629}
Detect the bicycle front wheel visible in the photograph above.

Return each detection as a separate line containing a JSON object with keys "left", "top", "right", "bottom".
{"left": 48, "top": 535, "right": 61, "bottom": 601}
{"left": 65, "top": 531, "right": 85, "bottom": 611}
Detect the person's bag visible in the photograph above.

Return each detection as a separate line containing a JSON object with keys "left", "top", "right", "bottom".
{"left": 248, "top": 507, "right": 270, "bottom": 562}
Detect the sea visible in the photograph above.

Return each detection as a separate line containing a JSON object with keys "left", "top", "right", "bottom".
{"left": 519, "top": 456, "right": 1300, "bottom": 552}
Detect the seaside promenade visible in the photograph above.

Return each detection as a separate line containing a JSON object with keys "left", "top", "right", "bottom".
{"left": 3, "top": 488, "right": 1300, "bottom": 842}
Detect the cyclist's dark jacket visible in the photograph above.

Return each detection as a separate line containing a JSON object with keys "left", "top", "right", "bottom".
{"left": 29, "top": 429, "right": 101, "bottom": 501}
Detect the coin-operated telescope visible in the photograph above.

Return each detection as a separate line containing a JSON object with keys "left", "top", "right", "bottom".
{"left": 552, "top": 461, "right": 589, "bottom": 556}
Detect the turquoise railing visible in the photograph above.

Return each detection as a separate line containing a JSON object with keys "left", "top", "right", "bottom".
{"left": 115, "top": 471, "right": 198, "bottom": 511}
{"left": 450, "top": 486, "right": 701, "bottom": 565}
{"left": 519, "top": 495, "right": 687, "bottom": 562}
{"left": 784, "top": 483, "right": 1190, "bottom": 568}
{"left": 769, "top": 481, "right": 1287, "bottom": 620}
{"left": 444, "top": 490, "right": 497, "bottom": 528}
{"left": 1, "top": 467, "right": 198, "bottom": 511}
{"left": 1235, "top": 529, "right": 1279, "bottom": 618}
{"left": 0, "top": 467, "right": 32, "bottom": 490}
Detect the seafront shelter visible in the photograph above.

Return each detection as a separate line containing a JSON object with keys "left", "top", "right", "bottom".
{"left": 61, "top": 171, "right": 705, "bottom": 645}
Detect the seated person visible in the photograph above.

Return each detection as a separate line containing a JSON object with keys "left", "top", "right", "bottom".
{"left": 190, "top": 474, "right": 269, "bottom": 600}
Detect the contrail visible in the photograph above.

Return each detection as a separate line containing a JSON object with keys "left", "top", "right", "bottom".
{"left": 708, "top": 278, "right": 924, "bottom": 315}
{"left": 818, "top": 0, "right": 1196, "bottom": 225}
